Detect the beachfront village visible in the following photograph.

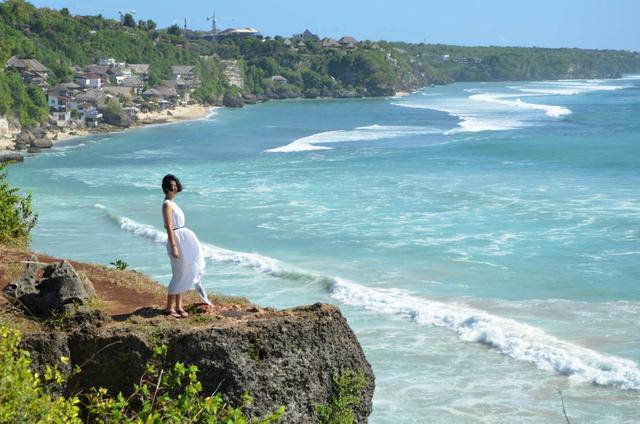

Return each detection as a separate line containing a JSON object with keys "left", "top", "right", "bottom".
{"left": 1, "top": 27, "right": 367, "bottom": 155}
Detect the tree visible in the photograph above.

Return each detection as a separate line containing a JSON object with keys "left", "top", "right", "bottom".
{"left": 167, "top": 24, "right": 181, "bottom": 36}
{"left": 0, "top": 163, "right": 37, "bottom": 248}
{"left": 122, "top": 13, "right": 136, "bottom": 28}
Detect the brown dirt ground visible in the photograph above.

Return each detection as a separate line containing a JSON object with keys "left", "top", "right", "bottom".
{"left": 0, "top": 245, "right": 288, "bottom": 328}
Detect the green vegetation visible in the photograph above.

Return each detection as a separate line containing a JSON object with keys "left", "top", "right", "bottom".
{"left": 109, "top": 259, "right": 129, "bottom": 270}
{"left": 1, "top": 0, "right": 640, "bottom": 126}
{"left": 0, "top": 326, "right": 285, "bottom": 423}
{"left": 315, "top": 369, "right": 368, "bottom": 424}
{"left": 0, "top": 162, "right": 37, "bottom": 248}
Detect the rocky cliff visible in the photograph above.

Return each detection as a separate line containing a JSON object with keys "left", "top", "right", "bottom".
{"left": 0, "top": 248, "right": 375, "bottom": 423}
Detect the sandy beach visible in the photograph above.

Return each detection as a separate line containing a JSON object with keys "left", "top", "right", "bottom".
{"left": 1, "top": 104, "right": 215, "bottom": 154}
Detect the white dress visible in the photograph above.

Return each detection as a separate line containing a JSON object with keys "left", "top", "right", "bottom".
{"left": 163, "top": 199, "right": 212, "bottom": 305}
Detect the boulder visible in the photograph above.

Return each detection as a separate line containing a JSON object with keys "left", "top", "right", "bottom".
{"left": 27, "top": 146, "right": 41, "bottom": 154}
{"left": 4, "top": 257, "right": 96, "bottom": 317}
{"left": 101, "top": 110, "right": 133, "bottom": 127}
{"left": 242, "top": 93, "right": 258, "bottom": 105}
{"left": 223, "top": 92, "right": 245, "bottom": 108}
{"left": 31, "top": 138, "right": 53, "bottom": 149}
{"left": 0, "top": 151, "right": 24, "bottom": 163}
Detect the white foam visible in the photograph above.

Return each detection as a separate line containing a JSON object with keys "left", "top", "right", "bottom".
{"left": 98, "top": 205, "right": 640, "bottom": 391}
{"left": 393, "top": 101, "right": 523, "bottom": 135}
{"left": 469, "top": 93, "right": 572, "bottom": 118}
{"left": 330, "top": 278, "right": 640, "bottom": 391}
{"left": 266, "top": 124, "right": 441, "bottom": 153}
{"left": 511, "top": 81, "right": 627, "bottom": 96}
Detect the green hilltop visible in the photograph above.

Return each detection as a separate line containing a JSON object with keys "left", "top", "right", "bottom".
{"left": 1, "top": 0, "right": 640, "bottom": 127}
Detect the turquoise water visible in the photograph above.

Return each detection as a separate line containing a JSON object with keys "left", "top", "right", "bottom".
{"left": 8, "top": 77, "right": 640, "bottom": 422}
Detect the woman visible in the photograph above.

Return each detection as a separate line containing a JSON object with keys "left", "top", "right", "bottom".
{"left": 162, "top": 174, "right": 213, "bottom": 318}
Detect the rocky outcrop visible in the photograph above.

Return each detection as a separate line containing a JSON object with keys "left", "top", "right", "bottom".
{"left": 101, "top": 109, "right": 133, "bottom": 127}
{"left": 223, "top": 91, "right": 245, "bottom": 108}
{"left": 4, "top": 256, "right": 96, "bottom": 317}
{"left": 221, "top": 60, "right": 244, "bottom": 89}
{"left": 5, "top": 258, "right": 375, "bottom": 423}
{"left": 0, "top": 151, "right": 24, "bottom": 163}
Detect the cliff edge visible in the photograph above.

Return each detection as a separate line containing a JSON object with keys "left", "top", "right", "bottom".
{"left": 0, "top": 246, "right": 375, "bottom": 423}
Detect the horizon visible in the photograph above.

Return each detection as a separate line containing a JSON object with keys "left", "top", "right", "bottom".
{"left": 21, "top": 0, "right": 640, "bottom": 52}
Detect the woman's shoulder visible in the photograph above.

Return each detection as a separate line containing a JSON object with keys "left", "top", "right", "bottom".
{"left": 162, "top": 199, "right": 172, "bottom": 207}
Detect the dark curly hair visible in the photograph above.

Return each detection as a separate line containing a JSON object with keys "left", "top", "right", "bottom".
{"left": 161, "top": 174, "right": 183, "bottom": 194}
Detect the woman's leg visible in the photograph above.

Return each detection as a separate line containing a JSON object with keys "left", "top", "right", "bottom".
{"left": 176, "top": 293, "right": 189, "bottom": 317}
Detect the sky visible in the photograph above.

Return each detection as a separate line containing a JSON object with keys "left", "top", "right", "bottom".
{"left": 25, "top": 0, "right": 640, "bottom": 51}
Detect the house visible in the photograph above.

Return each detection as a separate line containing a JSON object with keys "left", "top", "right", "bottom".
{"left": 46, "top": 91, "right": 69, "bottom": 108}
{"left": 171, "top": 66, "right": 195, "bottom": 81}
{"left": 293, "top": 29, "right": 319, "bottom": 41}
{"left": 103, "top": 85, "right": 134, "bottom": 99}
{"left": 338, "top": 36, "right": 358, "bottom": 49}
{"left": 76, "top": 89, "right": 107, "bottom": 108}
{"left": 321, "top": 38, "right": 340, "bottom": 49}
{"left": 217, "top": 27, "right": 261, "bottom": 40}
{"left": 85, "top": 65, "right": 109, "bottom": 77}
{"left": 128, "top": 64, "right": 150, "bottom": 80}
{"left": 5, "top": 56, "right": 51, "bottom": 87}
{"left": 50, "top": 108, "right": 71, "bottom": 126}
{"left": 83, "top": 73, "right": 103, "bottom": 88}
{"left": 84, "top": 108, "right": 103, "bottom": 128}
{"left": 122, "top": 76, "right": 145, "bottom": 94}
{"left": 107, "top": 68, "right": 127, "bottom": 85}
{"left": 270, "top": 75, "right": 288, "bottom": 84}
{"left": 98, "top": 58, "right": 116, "bottom": 66}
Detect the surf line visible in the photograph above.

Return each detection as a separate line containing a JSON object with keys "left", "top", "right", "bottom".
{"left": 96, "top": 203, "right": 640, "bottom": 391}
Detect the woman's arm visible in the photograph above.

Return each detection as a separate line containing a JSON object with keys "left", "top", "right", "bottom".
{"left": 162, "top": 203, "right": 180, "bottom": 258}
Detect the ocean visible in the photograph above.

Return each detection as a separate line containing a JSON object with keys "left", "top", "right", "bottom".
{"left": 8, "top": 76, "right": 640, "bottom": 423}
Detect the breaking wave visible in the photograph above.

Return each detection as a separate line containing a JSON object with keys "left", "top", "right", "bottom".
{"left": 266, "top": 124, "right": 442, "bottom": 152}
{"left": 96, "top": 203, "right": 640, "bottom": 391}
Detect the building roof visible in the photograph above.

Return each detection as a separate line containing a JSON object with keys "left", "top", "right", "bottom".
{"left": 271, "top": 75, "right": 287, "bottom": 82}
{"left": 171, "top": 65, "right": 195, "bottom": 75}
{"left": 122, "top": 76, "right": 144, "bottom": 87}
{"left": 321, "top": 38, "right": 340, "bottom": 48}
{"left": 128, "top": 64, "right": 150, "bottom": 74}
{"left": 85, "top": 65, "right": 109, "bottom": 75}
{"left": 103, "top": 85, "right": 133, "bottom": 97}
{"left": 339, "top": 36, "right": 358, "bottom": 45}
{"left": 218, "top": 27, "right": 260, "bottom": 36}
{"left": 6, "top": 56, "right": 51, "bottom": 73}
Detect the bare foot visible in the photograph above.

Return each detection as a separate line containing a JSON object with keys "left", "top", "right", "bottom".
{"left": 163, "top": 309, "right": 181, "bottom": 318}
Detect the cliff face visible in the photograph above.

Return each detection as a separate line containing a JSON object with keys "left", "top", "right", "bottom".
{"left": 21, "top": 304, "right": 374, "bottom": 423}
{"left": 0, "top": 248, "right": 374, "bottom": 423}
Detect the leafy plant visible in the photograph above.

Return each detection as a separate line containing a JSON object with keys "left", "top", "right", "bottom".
{"left": 85, "top": 344, "right": 285, "bottom": 423}
{"left": 110, "top": 259, "right": 129, "bottom": 270}
{"left": 0, "top": 325, "right": 82, "bottom": 422}
{"left": 315, "top": 369, "right": 367, "bottom": 424}
{"left": 0, "top": 325, "right": 285, "bottom": 423}
{"left": 0, "top": 162, "right": 38, "bottom": 248}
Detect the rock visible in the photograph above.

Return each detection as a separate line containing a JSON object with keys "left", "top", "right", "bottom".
{"left": 101, "top": 109, "right": 133, "bottom": 127}
{"left": 242, "top": 93, "right": 258, "bottom": 105}
{"left": 223, "top": 92, "right": 245, "bottom": 108}
{"left": 0, "top": 151, "right": 24, "bottom": 162}
{"left": 21, "top": 303, "right": 374, "bottom": 423}
{"left": 31, "top": 138, "right": 53, "bottom": 148}
{"left": 14, "top": 142, "right": 27, "bottom": 151}
{"left": 27, "top": 146, "right": 41, "bottom": 154}
{"left": 4, "top": 258, "right": 97, "bottom": 317}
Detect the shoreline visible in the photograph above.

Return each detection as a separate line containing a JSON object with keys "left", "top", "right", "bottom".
{"left": 0, "top": 104, "right": 215, "bottom": 155}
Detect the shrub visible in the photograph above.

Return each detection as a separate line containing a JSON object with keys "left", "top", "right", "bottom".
{"left": 315, "top": 369, "right": 367, "bottom": 424}
{"left": 0, "top": 326, "right": 285, "bottom": 423}
{"left": 0, "top": 162, "right": 38, "bottom": 247}
{"left": 0, "top": 326, "right": 82, "bottom": 422}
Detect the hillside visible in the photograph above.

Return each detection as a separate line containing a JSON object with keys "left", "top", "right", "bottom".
{"left": 1, "top": 0, "right": 640, "bottom": 128}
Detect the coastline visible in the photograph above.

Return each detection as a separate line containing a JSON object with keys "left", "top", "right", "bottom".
{"left": 0, "top": 103, "right": 215, "bottom": 157}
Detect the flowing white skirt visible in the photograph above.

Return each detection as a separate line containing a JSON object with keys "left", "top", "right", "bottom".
{"left": 166, "top": 227, "right": 212, "bottom": 305}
